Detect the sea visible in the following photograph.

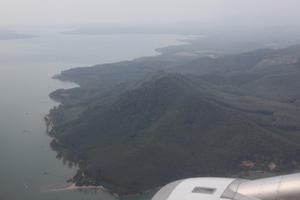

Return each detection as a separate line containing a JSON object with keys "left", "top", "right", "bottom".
{"left": 0, "top": 29, "right": 185, "bottom": 200}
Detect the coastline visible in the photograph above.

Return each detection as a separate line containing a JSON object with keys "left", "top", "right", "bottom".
{"left": 44, "top": 37, "right": 192, "bottom": 198}
{"left": 44, "top": 182, "right": 160, "bottom": 198}
{"left": 44, "top": 183, "right": 107, "bottom": 193}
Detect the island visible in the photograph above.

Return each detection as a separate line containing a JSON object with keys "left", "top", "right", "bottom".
{"left": 46, "top": 40, "right": 300, "bottom": 196}
{"left": 0, "top": 29, "right": 36, "bottom": 40}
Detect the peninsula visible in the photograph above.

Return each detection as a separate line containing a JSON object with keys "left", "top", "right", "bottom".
{"left": 46, "top": 41, "right": 300, "bottom": 196}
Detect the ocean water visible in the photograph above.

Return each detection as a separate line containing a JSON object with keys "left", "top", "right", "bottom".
{"left": 0, "top": 31, "right": 183, "bottom": 200}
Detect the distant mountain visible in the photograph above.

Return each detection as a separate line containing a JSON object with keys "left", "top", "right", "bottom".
{"left": 0, "top": 29, "right": 36, "bottom": 40}
{"left": 47, "top": 44, "right": 300, "bottom": 195}
{"left": 184, "top": 45, "right": 300, "bottom": 102}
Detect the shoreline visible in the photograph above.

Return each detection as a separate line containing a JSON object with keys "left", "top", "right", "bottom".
{"left": 43, "top": 35, "right": 203, "bottom": 196}
{"left": 44, "top": 183, "right": 159, "bottom": 198}
{"left": 44, "top": 183, "right": 108, "bottom": 193}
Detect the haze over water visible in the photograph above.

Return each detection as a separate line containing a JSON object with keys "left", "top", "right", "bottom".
{"left": 0, "top": 31, "right": 183, "bottom": 200}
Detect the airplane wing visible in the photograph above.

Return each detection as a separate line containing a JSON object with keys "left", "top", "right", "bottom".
{"left": 152, "top": 173, "right": 300, "bottom": 200}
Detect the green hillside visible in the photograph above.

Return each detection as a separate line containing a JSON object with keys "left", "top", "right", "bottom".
{"left": 47, "top": 45, "right": 300, "bottom": 195}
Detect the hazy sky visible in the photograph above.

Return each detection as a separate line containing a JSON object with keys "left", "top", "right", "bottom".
{"left": 1, "top": 0, "right": 300, "bottom": 28}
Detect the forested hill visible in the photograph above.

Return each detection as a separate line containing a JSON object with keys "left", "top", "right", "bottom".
{"left": 47, "top": 44, "right": 300, "bottom": 195}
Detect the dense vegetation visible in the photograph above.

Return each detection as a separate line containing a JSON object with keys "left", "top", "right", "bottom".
{"left": 46, "top": 43, "right": 300, "bottom": 196}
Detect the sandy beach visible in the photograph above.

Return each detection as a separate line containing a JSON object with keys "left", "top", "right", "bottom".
{"left": 44, "top": 183, "right": 107, "bottom": 193}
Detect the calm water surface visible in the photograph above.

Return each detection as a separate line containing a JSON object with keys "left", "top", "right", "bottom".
{"left": 0, "top": 31, "right": 183, "bottom": 200}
